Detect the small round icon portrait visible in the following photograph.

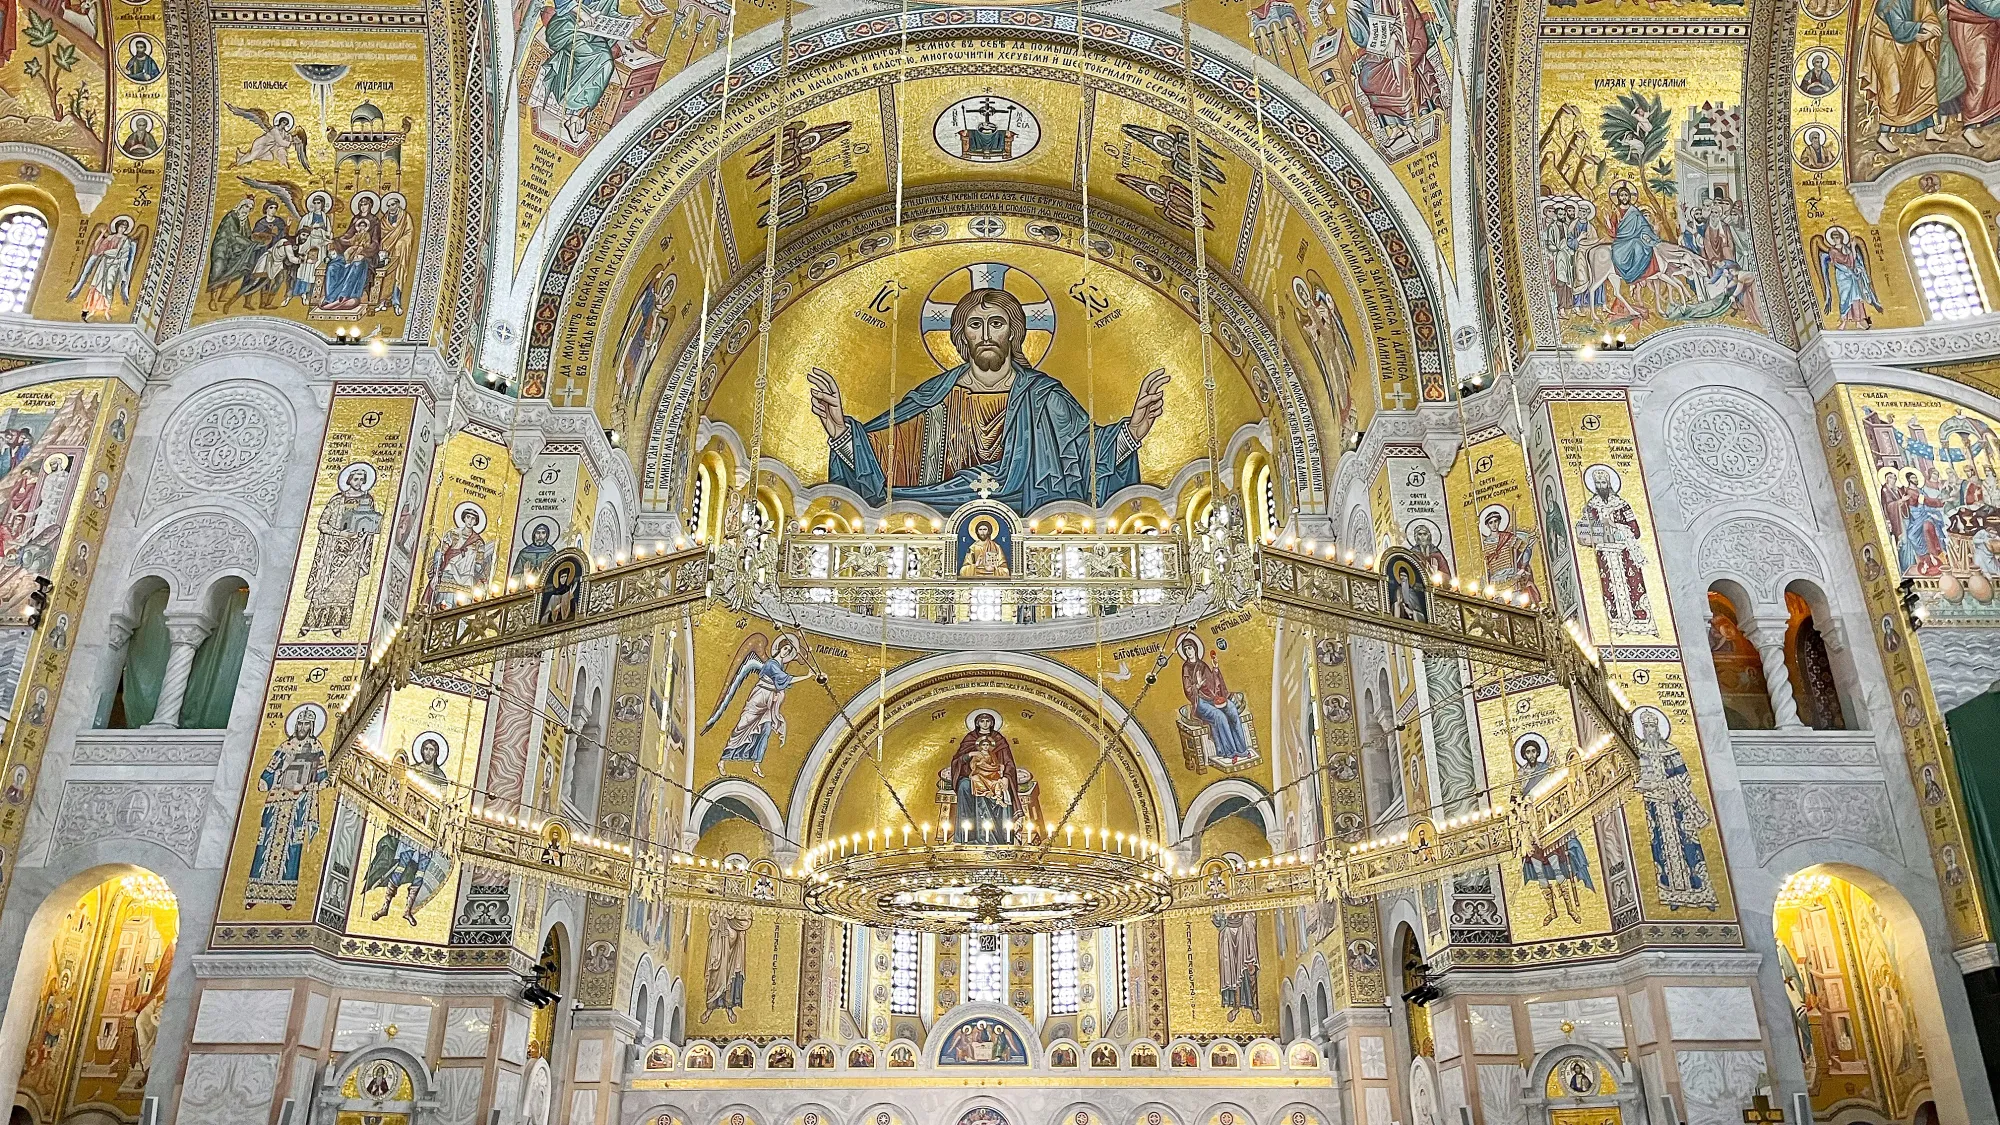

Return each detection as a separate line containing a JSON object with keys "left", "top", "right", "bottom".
{"left": 1797, "top": 48, "right": 1839, "bottom": 97}
{"left": 1795, "top": 123, "right": 1840, "bottom": 172}
{"left": 120, "top": 34, "right": 162, "bottom": 84}
{"left": 117, "top": 110, "right": 162, "bottom": 160}
{"left": 934, "top": 95, "right": 1042, "bottom": 163}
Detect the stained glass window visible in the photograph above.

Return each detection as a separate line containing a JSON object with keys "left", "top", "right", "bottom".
{"left": 0, "top": 210, "right": 49, "bottom": 314}
{"left": 1910, "top": 218, "right": 1988, "bottom": 321}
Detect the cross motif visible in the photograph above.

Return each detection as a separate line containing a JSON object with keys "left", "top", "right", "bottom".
{"left": 1385, "top": 384, "right": 1416, "bottom": 411}
{"left": 551, "top": 376, "right": 586, "bottom": 408}
{"left": 1742, "top": 1095, "right": 1785, "bottom": 1124}
{"left": 972, "top": 470, "right": 1000, "bottom": 499}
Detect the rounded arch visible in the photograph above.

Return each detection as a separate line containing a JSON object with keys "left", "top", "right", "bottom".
{"left": 1049, "top": 1102, "right": 1116, "bottom": 1125}
{"left": 851, "top": 1103, "right": 915, "bottom": 1125}
{"left": 1192, "top": 1103, "right": 1259, "bottom": 1125}
{"left": 930, "top": 1002, "right": 1040, "bottom": 1068}
{"left": 1766, "top": 858, "right": 1976, "bottom": 1125}
{"left": 708, "top": 1104, "right": 767, "bottom": 1125}
{"left": 0, "top": 858, "right": 194, "bottom": 1115}
{"left": 317, "top": 1041, "right": 437, "bottom": 1121}
{"left": 1183, "top": 779, "right": 1278, "bottom": 853}
{"left": 942, "top": 1095, "right": 1024, "bottom": 1125}
{"left": 1522, "top": 1040, "right": 1637, "bottom": 1120}
{"left": 690, "top": 779, "right": 789, "bottom": 853}
{"left": 632, "top": 1103, "right": 696, "bottom": 1125}
{"left": 517, "top": 8, "right": 1454, "bottom": 483}
{"left": 786, "top": 649, "right": 1181, "bottom": 846}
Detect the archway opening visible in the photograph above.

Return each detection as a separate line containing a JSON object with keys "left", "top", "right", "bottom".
{"left": 1705, "top": 586, "right": 1774, "bottom": 730}
{"left": 11, "top": 872, "right": 178, "bottom": 1125}
{"left": 1781, "top": 585, "right": 1849, "bottom": 731}
{"left": 529, "top": 924, "right": 565, "bottom": 1065}
{"left": 1772, "top": 868, "right": 1938, "bottom": 1124}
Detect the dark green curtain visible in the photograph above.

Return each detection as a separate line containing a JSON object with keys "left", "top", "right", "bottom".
{"left": 104, "top": 588, "right": 170, "bottom": 729}
{"left": 1947, "top": 691, "right": 2000, "bottom": 931}
{"left": 179, "top": 585, "right": 250, "bottom": 729}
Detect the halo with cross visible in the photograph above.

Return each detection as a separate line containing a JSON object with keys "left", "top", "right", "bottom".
{"left": 921, "top": 262, "right": 1056, "bottom": 370}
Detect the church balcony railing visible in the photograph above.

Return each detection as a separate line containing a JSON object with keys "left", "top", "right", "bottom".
{"left": 775, "top": 531, "right": 1183, "bottom": 624}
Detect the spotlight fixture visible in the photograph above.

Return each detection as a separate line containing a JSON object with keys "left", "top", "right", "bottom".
{"left": 1401, "top": 960, "right": 1440, "bottom": 1007}
{"left": 605, "top": 428, "right": 623, "bottom": 448}
{"left": 24, "top": 575, "right": 50, "bottom": 629}
{"left": 521, "top": 959, "right": 562, "bottom": 1008}
{"left": 1899, "top": 577, "right": 1926, "bottom": 630}
{"left": 1345, "top": 428, "right": 1364, "bottom": 452}
{"left": 1596, "top": 330, "right": 1630, "bottom": 352}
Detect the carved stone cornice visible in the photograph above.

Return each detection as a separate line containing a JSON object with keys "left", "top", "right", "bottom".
{"left": 0, "top": 142, "right": 113, "bottom": 212}
{"left": 190, "top": 951, "right": 527, "bottom": 996}
{"left": 1629, "top": 328, "right": 1804, "bottom": 390}
{"left": 1812, "top": 316, "right": 2000, "bottom": 373}
{"left": 152, "top": 319, "right": 330, "bottom": 381}
{"left": 151, "top": 320, "right": 457, "bottom": 399}
{"left": 1433, "top": 949, "right": 1764, "bottom": 998}
{"left": 503, "top": 399, "right": 639, "bottom": 530}
{"left": 0, "top": 313, "right": 154, "bottom": 379}
{"left": 1846, "top": 153, "right": 2000, "bottom": 222}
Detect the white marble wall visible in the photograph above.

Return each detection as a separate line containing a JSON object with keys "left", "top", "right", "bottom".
{"left": 179, "top": 1052, "right": 280, "bottom": 1125}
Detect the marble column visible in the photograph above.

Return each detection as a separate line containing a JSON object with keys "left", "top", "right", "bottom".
{"left": 144, "top": 609, "right": 214, "bottom": 729}
{"left": 1742, "top": 613, "right": 1805, "bottom": 729}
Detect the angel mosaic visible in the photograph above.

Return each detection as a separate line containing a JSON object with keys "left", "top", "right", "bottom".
{"left": 701, "top": 632, "right": 809, "bottom": 777}
{"left": 67, "top": 215, "right": 147, "bottom": 320}
{"left": 1811, "top": 226, "right": 1881, "bottom": 330}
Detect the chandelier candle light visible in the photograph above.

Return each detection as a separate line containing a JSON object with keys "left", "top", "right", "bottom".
{"left": 799, "top": 819, "right": 1175, "bottom": 933}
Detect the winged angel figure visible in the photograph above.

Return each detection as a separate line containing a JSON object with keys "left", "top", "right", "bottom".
{"left": 701, "top": 632, "right": 816, "bottom": 777}
{"left": 1811, "top": 226, "right": 1881, "bottom": 330}
{"left": 227, "top": 102, "right": 313, "bottom": 171}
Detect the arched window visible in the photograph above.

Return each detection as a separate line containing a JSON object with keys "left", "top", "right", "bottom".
{"left": 1784, "top": 588, "right": 1849, "bottom": 730}
{"left": 965, "top": 933, "right": 1005, "bottom": 1003}
{"left": 889, "top": 928, "right": 920, "bottom": 1014}
{"left": 563, "top": 672, "right": 604, "bottom": 817}
{"left": 1048, "top": 928, "right": 1080, "bottom": 1015}
{"left": 0, "top": 208, "right": 50, "bottom": 314}
{"left": 100, "top": 585, "right": 170, "bottom": 728}
{"left": 1706, "top": 588, "right": 1775, "bottom": 729}
{"left": 635, "top": 984, "right": 650, "bottom": 1037}
{"left": 1909, "top": 217, "right": 1989, "bottom": 321}
{"left": 180, "top": 583, "right": 251, "bottom": 728}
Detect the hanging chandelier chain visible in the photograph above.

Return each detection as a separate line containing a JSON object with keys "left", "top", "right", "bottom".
{"left": 744, "top": 0, "right": 796, "bottom": 518}
{"left": 1178, "top": 1, "right": 1223, "bottom": 506}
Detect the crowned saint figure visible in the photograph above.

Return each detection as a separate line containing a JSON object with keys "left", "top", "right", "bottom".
{"left": 1632, "top": 708, "right": 1718, "bottom": 910}
{"left": 246, "top": 706, "right": 330, "bottom": 907}
{"left": 808, "top": 284, "right": 1170, "bottom": 515}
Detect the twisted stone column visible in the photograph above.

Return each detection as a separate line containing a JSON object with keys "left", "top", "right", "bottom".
{"left": 1743, "top": 614, "right": 1805, "bottom": 730}
{"left": 143, "top": 610, "right": 214, "bottom": 729}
